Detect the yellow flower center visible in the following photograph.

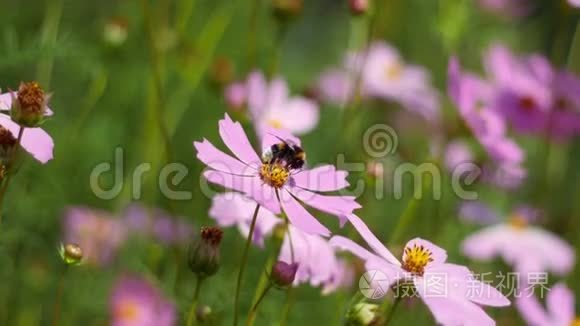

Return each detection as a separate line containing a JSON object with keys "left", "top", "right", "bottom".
{"left": 268, "top": 119, "right": 283, "bottom": 129}
{"left": 571, "top": 318, "right": 580, "bottom": 326}
{"left": 508, "top": 214, "right": 528, "bottom": 230}
{"left": 402, "top": 244, "right": 433, "bottom": 276}
{"left": 260, "top": 162, "right": 290, "bottom": 188}
{"left": 385, "top": 62, "right": 402, "bottom": 81}
{"left": 118, "top": 300, "right": 139, "bottom": 322}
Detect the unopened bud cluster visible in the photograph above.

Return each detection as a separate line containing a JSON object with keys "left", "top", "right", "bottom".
{"left": 11, "top": 82, "right": 50, "bottom": 128}
{"left": 59, "top": 243, "right": 84, "bottom": 266}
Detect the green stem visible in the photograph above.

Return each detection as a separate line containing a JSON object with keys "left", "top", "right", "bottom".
{"left": 278, "top": 286, "right": 295, "bottom": 326}
{"left": 0, "top": 126, "right": 24, "bottom": 226}
{"left": 37, "top": 0, "right": 64, "bottom": 87}
{"left": 384, "top": 296, "right": 402, "bottom": 325}
{"left": 186, "top": 276, "right": 204, "bottom": 326}
{"left": 140, "top": 0, "right": 173, "bottom": 163}
{"left": 269, "top": 22, "right": 288, "bottom": 78}
{"left": 246, "top": 283, "right": 273, "bottom": 326}
{"left": 233, "top": 204, "right": 261, "bottom": 326}
{"left": 51, "top": 266, "right": 68, "bottom": 326}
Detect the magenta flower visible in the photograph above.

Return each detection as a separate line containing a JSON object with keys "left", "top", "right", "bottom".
{"left": 484, "top": 45, "right": 553, "bottom": 134}
{"left": 461, "top": 203, "right": 575, "bottom": 276}
{"left": 278, "top": 225, "right": 354, "bottom": 294}
{"left": 209, "top": 192, "right": 282, "bottom": 247}
{"left": 244, "top": 71, "right": 319, "bottom": 137}
{"left": 63, "top": 206, "right": 127, "bottom": 266}
{"left": 110, "top": 275, "right": 176, "bottom": 326}
{"left": 331, "top": 214, "right": 510, "bottom": 325}
{"left": 549, "top": 70, "right": 580, "bottom": 139}
{"left": 516, "top": 283, "right": 578, "bottom": 326}
{"left": 194, "top": 114, "right": 359, "bottom": 236}
{"left": 0, "top": 92, "right": 54, "bottom": 163}
{"left": 448, "top": 56, "right": 526, "bottom": 188}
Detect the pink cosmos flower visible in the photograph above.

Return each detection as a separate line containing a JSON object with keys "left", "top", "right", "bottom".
{"left": 484, "top": 45, "right": 554, "bottom": 134}
{"left": 110, "top": 275, "right": 176, "bottom": 326}
{"left": 279, "top": 224, "right": 354, "bottom": 294}
{"left": 224, "top": 82, "right": 247, "bottom": 111}
{"left": 63, "top": 206, "right": 127, "bottom": 266}
{"left": 316, "top": 69, "right": 354, "bottom": 106}
{"left": 244, "top": 71, "right": 319, "bottom": 137}
{"left": 570, "top": 0, "right": 580, "bottom": 7}
{"left": 0, "top": 92, "right": 54, "bottom": 163}
{"left": 209, "top": 192, "right": 281, "bottom": 247}
{"left": 448, "top": 57, "right": 526, "bottom": 188}
{"left": 516, "top": 283, "right": 579, "bottom": 326}
{"left": 461, "top": 202, "right": 575, "bottom": 276}
{"left": 331, "top": 214, "right": 510, "bottom": 326}
{"left": 194, "top": 113, "right": 359, "bottom": 236}
{"left": 444, "top": 140, "right": 475, "bottom": 172}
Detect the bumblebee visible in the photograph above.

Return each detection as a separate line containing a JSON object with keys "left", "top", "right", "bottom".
{"left": 262, "top": 138, "right": 306, "bottom": 170}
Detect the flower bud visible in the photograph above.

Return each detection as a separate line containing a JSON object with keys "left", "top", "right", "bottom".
{"left": 346, "top": 302, "right": 380, "bottom": 326}
{"left": 196, "top": 304, "right": 212, "bottom": 322}
{"left": 270, "top": 261, "right": 298, "bottom": 287}
{"left": 11, "top": 81, "right": 50, "bottom": 128}
{"left": 349, "top": 0, "right": 369, "bottom": 16}
{"left": 59, "top": 243, "right": 84, "bottom": 266}
{"left": 103, "top": 17, "right": 129, "bottom": 47}
{"left": 188, "top": 226, "right": 223, "bottom": 278}
{"left": 272, "top": 0, "right": 303, "bottom": 21}
{"left": 0, "top": 126, "right": 17, "bottom": 160}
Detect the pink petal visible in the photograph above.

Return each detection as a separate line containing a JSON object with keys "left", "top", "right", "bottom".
{"left": 261, "top": 97, "right": 319, "bottom": 135}
{"left": 267, "top": 77, "right": 290, "bottom": 107}
{"left": 218, "top": 114, "right": 261, "bottom": 166}
{"left": 428, "top": 263, "right": 510, "bottom": 307}
{"left": 404, "top": 238, "right": 447, "bottom": 266}
{"left": 279, "top": 189, "right": 330, "bottom": 236}
{"left": 418, "top": 294, "right": 496, "bottom": 326}
{"left": 291, "top": 165, "right": 349, "bottom": 192}
{"left": 0, "top": 114, "right": 53, "bottom": 163}
{"left": 547, "top": 283, "right": 575, "bottom": 323}
{"left": 0, "top": 92, "right": 53, "bottom": 116}
{"left": 246, "top": 71, "right": 268, "bottom": 118}
{"left": 516, "top": 290, "right": 552, "bottom": 326}
{"left": 461, "top": 225, "right": 511, "bottom": 261}
{"left": 194, "top": 139, "right": 256, "bottom": 175}
{"left": 329, "top": 235, "right": 376, "bottom": 261}
{"left": 346, "top": 214, "right": 400, "bottom": 265}
{"left": 287, "top": 186, "right": 360, "bottom": 226}
{"left": 203, "top": 170, "right": 281, "bottom": 214}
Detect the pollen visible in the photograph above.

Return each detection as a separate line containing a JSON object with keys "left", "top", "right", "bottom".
{"left": 402, "top": 244, "right": 433, "bottom": 276}
{"left": 268, "top": 119, "right": 283, "bottom": 129}
{"left": 0, "top": 126, "right": 16, "bottom": 148}
{"left": 509, "top": 214, "right": 528, "bottom": 230}
{"left": 260, "top": 162, "right": 290, "bottom": 188}
{"left": 571, "top": 317, "right": 580, "bottom": 326}
{"left": 17, "top": 81, "right": 46, "bottom": 114}
{"left": 385, "top": 62, "right": 402, "bottom": 81}
{"left": 118, "top": 300, "right": 139, "bottom": 321}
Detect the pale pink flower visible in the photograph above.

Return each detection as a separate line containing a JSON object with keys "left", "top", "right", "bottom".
{"left": 110, "top": 275, "right": 176, "bottom": 326}
{"left": 0, "top": 92, "right": 54, "bottom": 163}
{"left": 461, "top": 203, "right": 575, "bottom": 276}
{"left": 209, "top": 192, "right": 281, "bottom": 247}
{"left": 316, "top": 69, "right": 354, "bottom": 106}
{"left": 194, "top": 114, "right": 359, "bottom": 236}
{"left": 224, "top": 82, "right": 247, "bottom": 110}
{"left": 279, "top": 225, "right": 354, "bottom": 294}
{"left": 63, "top": 206, "right": 127, "bottom": 266}
{"left": 331, "top": 214, "right": 510, "bottom": 326}
{"left": 245, "top": 71, "right": 319, "bottom": 137}
{"left": 570, "top": 0, "right": 580, "bottom": 7}
{"left": 516, "top": 283, "right": 578, "bottom": 326}
{"left": 122, "top": 203, "right": 192, "bottom": 245}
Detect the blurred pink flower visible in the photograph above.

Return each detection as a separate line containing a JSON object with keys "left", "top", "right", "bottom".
{"left": 331, "top": 214, "right": 510, "bottom": 325}
{"left": 549, "top": 71, "right": 580, "bottom": 139}
{"left": 570, "top": 0, "right": 580, "bottom": 7}
{"left": 0, "top": 92, "right": 54, "bottom": 163}
{"left": 516, "top": 283, "right": 578, "bottom": 326}
{"left": 461, "top": 203, "right": 575, "bottom": 276}
{"left": 485, "top": 45, "right": 553, "bottom": 134}
{"left": 448, "top": 57, "right": 526, "bottom": 188}
{"left": 316, "top": 69, "right": 354, "bottom": 106}
{"left": 63, "top": 207, "right": 127, "bottom": 266}
{"left": 110, "top": 275, "right": 176, "bottom": 326}
{"left": 209, "top": 192, "right": 281, "bottom": 247}
{"left": 194, "top": 114, "right": 359, "bottom": 236}
{"left": 244, "top": 71, "right": 319, "bottom": 136}
{"left": 224, "top": 82, "right": 247, "bottom": 111}
{"left": 477, "top": 0, "right": 533, "bottom": 18}
{"left": 123, "top": 203, "right": 193, "bottom": 245}
{"left": 279, "top": 225, "right": 354, "bottom": 294}
{"left": 444, "top": 140, "right": 475, "bottom": 172}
